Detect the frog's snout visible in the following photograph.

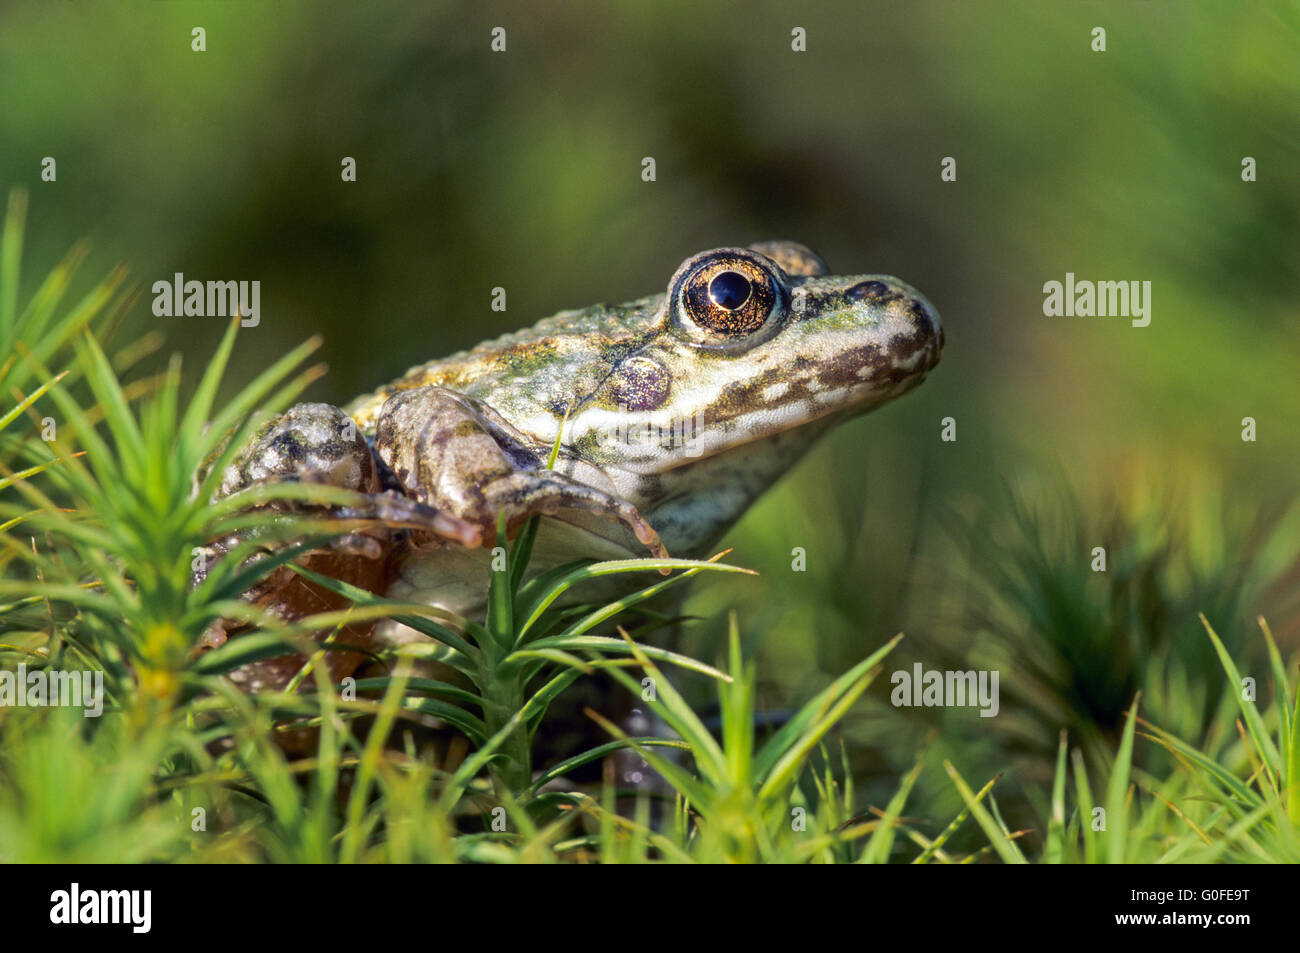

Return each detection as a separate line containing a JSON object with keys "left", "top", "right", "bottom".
{"left": 904, "top": 288, "right": 944, "bottom": 373}
{"left": 842, "top": 276, "right": 943, "bottom": 375}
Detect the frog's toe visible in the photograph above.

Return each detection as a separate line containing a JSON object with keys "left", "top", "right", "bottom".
{"left": 336, "top": 491, "right": 483, "bottom": 548}
{"left": 328, "top": 532, "right": 385, "bottom": 560}
{"left": 619, "top": 502, "right": 670, "bottom": 563}
{"left": 561, "top": 487, "right": 669, "bottom": 564}
{"left": 482, "top": 471, "right": 670, "bottom": 567}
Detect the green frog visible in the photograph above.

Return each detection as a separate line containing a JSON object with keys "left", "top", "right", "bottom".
{"left": 200, "top": 241, "right": 943, "bottom": 692}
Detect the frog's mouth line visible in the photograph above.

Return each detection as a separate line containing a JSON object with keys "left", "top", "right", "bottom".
{"left": 553, "top": 370, "right": 930, "bottom": 478}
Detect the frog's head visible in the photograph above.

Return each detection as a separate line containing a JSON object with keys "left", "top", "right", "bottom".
{"left": 573, "top": 241, "right": 943, "bottom": 475}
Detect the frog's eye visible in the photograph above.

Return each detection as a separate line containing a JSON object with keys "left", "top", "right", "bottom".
{"left": 669, "top": 248, "right": 788, "bottom": 346}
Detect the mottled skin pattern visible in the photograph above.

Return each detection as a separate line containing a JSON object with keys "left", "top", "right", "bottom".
{"left": 199, "top": 242, "right": 943, "bottom": 695}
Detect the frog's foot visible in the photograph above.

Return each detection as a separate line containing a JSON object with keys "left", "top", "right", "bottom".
{"left": 333, "top": 490, "right": 482, "bottom": 549}
{"left": 374, "top": 385, "right": 668, "bottom": 560}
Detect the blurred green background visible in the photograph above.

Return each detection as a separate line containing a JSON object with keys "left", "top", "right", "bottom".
{"left": 3, "top": 1, "right": 1298, "bottom": 839}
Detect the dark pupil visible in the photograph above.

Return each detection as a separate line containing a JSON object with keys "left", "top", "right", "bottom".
{"left": 708, "top": 271, "right": 752, "bottom": 310}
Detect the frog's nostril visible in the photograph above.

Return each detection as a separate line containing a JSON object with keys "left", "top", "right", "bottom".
{"left": 846, "top": 280, "right": 892, "bottom": 302}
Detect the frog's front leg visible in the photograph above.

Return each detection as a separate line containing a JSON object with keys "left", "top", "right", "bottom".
{"left": 373, "top": 386, "right": 667, "bottom": 558}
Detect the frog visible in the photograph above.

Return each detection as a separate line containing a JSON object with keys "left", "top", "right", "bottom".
{"left": 197, "top": 241, "right": 943, "bottom": 695}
